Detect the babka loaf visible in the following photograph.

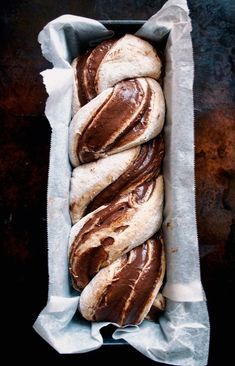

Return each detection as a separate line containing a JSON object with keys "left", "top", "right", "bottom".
{"left": 68, "top": 34, "right": 166, "bottom": 326}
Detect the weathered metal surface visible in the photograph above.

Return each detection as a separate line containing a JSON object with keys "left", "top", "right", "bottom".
{"left": 0, "top": 1, "right": 234, "bottom": 364}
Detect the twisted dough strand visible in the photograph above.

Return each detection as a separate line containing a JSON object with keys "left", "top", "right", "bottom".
{"left": 69, "top": 34, "right": 166, "bottom": 326}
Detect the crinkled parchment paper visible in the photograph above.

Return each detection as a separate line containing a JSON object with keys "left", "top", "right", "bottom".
{"left": 33, "top": 0, "right": 210, "bottom": 364}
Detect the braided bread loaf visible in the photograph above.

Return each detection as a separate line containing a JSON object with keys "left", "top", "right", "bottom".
{"left": 68, "top": 34, "right": 166, "bottom": 326}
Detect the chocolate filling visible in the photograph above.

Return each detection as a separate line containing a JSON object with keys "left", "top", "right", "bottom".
{"left": 76, "top": 51, "right": 92, "bottom": 106}
{"left": 83, "top": 39, "right": 116, "bottom": 101}
{"left": 94, "top": 234, "right": 163, "bottom": 325}
{"left": 86, "top": 135, "right": 164, "bottom": 213}
{"left": 76, "top": 39, "right": 116, "bottom": 106}
{"left": 77, "top": 79, "right": 151, "bottom": 163}
{"left": 69, "top": 180, "right": 155, "bottom": 290}
{"left": 123, "top": 236, "right": 163, "bottom": 325}
{"left": 72, "top": 245, "right": 108, "bottom": 291}
{"left": 69, "top": 201, "right": 131, "bottom": 290}
{"left": 113, "top": 80, "right": 153, "bottom": 149}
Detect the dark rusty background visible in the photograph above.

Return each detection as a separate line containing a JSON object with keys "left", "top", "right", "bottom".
{"left": 0, "top": 1, "right": 234, "bottom": 365}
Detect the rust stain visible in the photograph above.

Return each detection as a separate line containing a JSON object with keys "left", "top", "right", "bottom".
{"left": 195, "top": 107, "right": 235, "bottom": 263}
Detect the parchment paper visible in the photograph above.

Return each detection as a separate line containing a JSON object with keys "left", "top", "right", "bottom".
{"left": 33, "top": 0, "right": 210, "bottom": 364}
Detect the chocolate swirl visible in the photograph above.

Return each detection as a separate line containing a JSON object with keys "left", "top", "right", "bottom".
{"left": 86, "top": 135, "right": 164, "bottom": 214}
{"left": 76, "top": 39, "right": 116, "bottom": 106}
{"left": 77, "top": 78, "right": 152, "bottom": 164}
{"left": 69, "top": 179, "right": 159, "bottom": 291}
{"left": 80, "top": 233, "right": 165, "bottom": 326}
